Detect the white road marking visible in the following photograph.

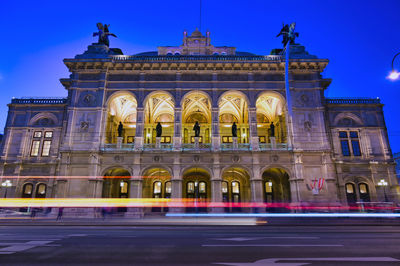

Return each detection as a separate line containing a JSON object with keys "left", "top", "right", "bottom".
{"left": 0, "top": 241, "right": 53, "bottom": 253}
{"left": 212, "top": 237, "right": 319, "bottom": 241}
{"left": 0, "top": 233, "right": 88, "bottom": 255}
{"left": 203, "top": 244, "right": 343, "bottom": 247}
{"left": 68, "top": 234, "right": 88, "bottom": 237}
{"left": 214, "top": 257, "right": 400, "bottom": 266}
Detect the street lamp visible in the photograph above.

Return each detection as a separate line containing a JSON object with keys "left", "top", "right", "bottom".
{"left": 387, "top": 52, "right": 400, "bottom": 81}
{"left": 377, "top": 179, "right": 389, "bottom": 202}
{"left": 1, "top": 180, "right": 12, "bottom": 198}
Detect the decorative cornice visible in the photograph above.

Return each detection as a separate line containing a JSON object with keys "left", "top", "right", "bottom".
{"left": 63, "top": 57, "right": 329, "bottom": 72}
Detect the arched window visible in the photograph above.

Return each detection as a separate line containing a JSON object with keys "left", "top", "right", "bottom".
{"left": 345, "top": 183, "right": 357, "bottom": 205}
{"left": 153, "top": 181, "right": 162, "bottom": 198}
{"left": 165, "top": 181, "right": 172, "bottom": 198}
{"left": 221, "top": 181, "right": 228, "bottom": 202}
{"left": 231, "top": 181, "right": 240, "bottom": 202}
{"left": 22, "top": 183, "right": 33, "bottom": 198}
{"left": 35, "top": 183, "right": 47, "bottom": 198}
{"left": 358, "top": 183, "right": 370, "bottom": 202}
{"left": 264, "top": 181, "right": 273, "bottom": 202}
{"left": 119, "top": 181, "right": 129, "bottom": 198}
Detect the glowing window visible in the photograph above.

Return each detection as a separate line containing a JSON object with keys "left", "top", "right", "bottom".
{"left": 120, "top": 181, "right": 128, "bottom": 194}
{"left": 359, "top": 183, "right": 368, "bottom": 194}
{"left": 36, "top": 184, "right": 46, "bottom": 195}
{"left": 187, "top": 182, "right": 194, "bottom": 193}
{"left": 232, "top": 181, "right": 240, "bottom": 194}
{"left": 30, "top": 140, "right": 40, "bottom": 157}
{"left": 265, "top": 181, "right": 273, "bottom": 193}
{"left": 199, "top": 182, "right": 206, "bottom": 194}
{"left": 41, "top": 140, "right": 51, "bottom": 156}
{"left": 222, "top": 181, "right": 228, "bottom": 193}
{"left": 44, "top": 131, "right": 53, "bottom": 138}
{"left": 153, "top": 181, "right": 162, "bottom": 194}
{"left": 23, "top": 183, "right": 33, "bottom": 195}
{"left": 33, "top": 131, "right": 42, "bottom": 138}
{"left": 346, "top": 183, "right": 355, "bottom": 193}
{"left": 165, "top": 181, "right": 172, "bottom": 194}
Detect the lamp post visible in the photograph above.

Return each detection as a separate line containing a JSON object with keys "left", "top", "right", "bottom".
{"left": 377, "top": 179, "right": 389, "bottom": 202}
{"left": 387, "top": 52, "right": 400, "bottom": 81}
{"left": 1, "top": 180, "right": 12, "bottom": 198}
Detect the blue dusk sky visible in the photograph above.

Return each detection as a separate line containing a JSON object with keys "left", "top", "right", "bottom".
{"left": 0, "top": 0, "right": 399, "bottom": 152}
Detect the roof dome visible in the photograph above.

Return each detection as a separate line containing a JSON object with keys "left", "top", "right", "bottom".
{"left": 190, "top": 28, "right": 203, "bottom": 37}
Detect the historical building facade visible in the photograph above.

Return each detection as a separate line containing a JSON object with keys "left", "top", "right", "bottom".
{"left": 0, "top": 29, "right": 398, "bottom": 213}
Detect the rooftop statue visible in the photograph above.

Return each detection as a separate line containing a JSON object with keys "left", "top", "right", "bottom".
{"left": 93, "top": 23, "right": 117, "bottom": 47}
{"left": 276, "top": 22, "right": 299, "bottom": 46}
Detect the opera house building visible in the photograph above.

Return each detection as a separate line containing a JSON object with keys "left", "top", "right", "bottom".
{"left": 0, "top": 28, "right": 398, "bottom": 215}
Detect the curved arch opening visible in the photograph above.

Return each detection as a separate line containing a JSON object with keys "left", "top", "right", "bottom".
{"left": 106, "top": 93, "right": 137, "bottom": 144}
{"left": 182, "top": 167, "right": 211, "bottom": 212}
{"left": 256, "top": 93, "right": 287, "bottom": 144}
{"left": 218, "top": 92, "right": 249, "bottom": 144}
{"left": 262, "top": 168, "right": 291, "bottom": 208}
{"left": 102, "top": 168, "right": 131, "bottom": 198}
{"left": 142, "top": 167, "right": 172, "bottom": 212}
{"left": 221, "top": 167, "right": 251, "bottom": 212}
{"left": 181, "top": 92, "right": 212, "bottom": 144}
{"left": 143, "top": 92, "right": 175, "bottom": 144}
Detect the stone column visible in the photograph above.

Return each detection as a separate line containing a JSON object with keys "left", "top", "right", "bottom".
{"left": 292, "top": 151, "right": 304, "bottom": 203}
{"left": 250, "top": 159, "right": 263, "bottom": 206}
{"left": 270, "top": 137, "right": 276, "bottom": 149}
{"left": 211, "top": 107, "right": 220, "bottom": 151}
{"left": 126, "top": 167, "right": 143, "bottom": 218}
{"left": 210, "top": 165, "right": 222, "bottom": 212}
{"left": 134, "top": 107, "right": 144, "bottom": 151}
{"left": 170, "top": 162, "right": 183, "bottom": 213}
{"left": 173, "top": 107, "right": 182, "bottom": 150}
{"left": 249, "top": 107, "right": 259, "bottom": 151}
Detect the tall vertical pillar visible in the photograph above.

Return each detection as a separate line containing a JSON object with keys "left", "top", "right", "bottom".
{"left": 173, "top": 107, "right": 182, "bottom": 150}
{"left": 170, "top": 164, "right": 183, "bottom": 213}
{"left": 211, "top": 107, "right": 220, "bottom": 151}
{"left": 135, "top": 107, "right": 144, "bottom": 150}
{"left": 249, "top": 107, "right": 259, "bottom": 151}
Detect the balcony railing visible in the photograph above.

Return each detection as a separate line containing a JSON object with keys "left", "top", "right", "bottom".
{"left": 220, "top": 143, "right": 251, "bottom": 151}
{"left": 101, "top": 142, "right": 290, "bottom": 152}
{"left": 181, "top": 143, "right": 212, "bottom": 151}
{"left": 112, "top": 55, "right": 282, "bottom": 62}
{"left": 11, "top": 97, "right": 68, "bottom": 104}
{"left": 259, "top": 143, "right": 289, "bottom": 151}
{"left": 325, "top": 97, "right": 381, "bottom": 104}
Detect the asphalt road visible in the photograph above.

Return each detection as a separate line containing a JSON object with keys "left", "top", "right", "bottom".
{"left": 0, "top": 225, "right": 399, "bottom": 265}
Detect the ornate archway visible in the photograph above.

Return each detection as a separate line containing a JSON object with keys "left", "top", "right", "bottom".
{"left": 256, "top": 93, "right": 287, "bottom": 144}
{"left": 106, "top": 93, "right": 137, "bottom": 144}
{"left": 181, "top": 91, "right": 212, "bottom": 144}
{"left": 221, "top": 167, "right": 251, "bottom": 212}
{"left": 143, "top": 92, "right": 175, "bottom": 144}
{"left": 182, "top": 167, "right": 211, "bottom": 212}
{"left": 218, "top": 92, "right": 249, "bottom": 144}
{"left": 262, "top": 168, "right": 291, "bottom": 205}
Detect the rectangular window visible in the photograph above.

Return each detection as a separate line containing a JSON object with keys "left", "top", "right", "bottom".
{"left": 350, "top": 131, "right": 358, "bottom": 138}
{"left": 41, "top": 140, "right": 52, "bottom": 156}
{"left": 339, "top": 131, "right": 348, "bottom": 138}
{"left": 33, "top": 131, "right": 42, "bottom": 138}
{"left": 30, "top": 140, "right": 40, "bottom": 156}
{"left": 351, "top": 140, "right": 361, "bottom": 156}
{"left": 341, "top": 140, "right": 351, "bottom": 156}
{"left": 44, "top": 131, "right": 53, "bottom": 138}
